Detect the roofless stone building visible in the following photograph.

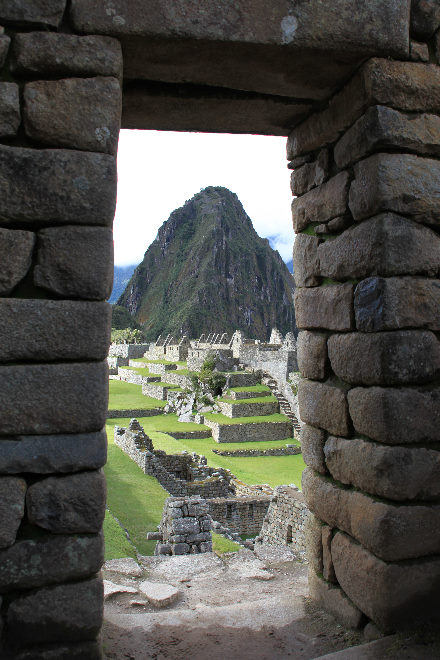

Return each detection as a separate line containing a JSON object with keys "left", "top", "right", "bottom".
{"left": 0, "top": 0, "right": 440, "bottom": 655}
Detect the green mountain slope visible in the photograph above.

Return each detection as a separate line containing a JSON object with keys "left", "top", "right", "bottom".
{"left": 118, "top": 187, "right": 296, "bottom": 341}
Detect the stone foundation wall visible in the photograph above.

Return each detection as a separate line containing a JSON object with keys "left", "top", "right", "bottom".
{"left": 256, "top": 485, "right": 308, "bottom": 559}
{"left": 218, "top": 400, "right": 279, "bottom": 418}
{"left": 204, "top": 419, "right": 293, "bottom": 443}
{"left": 109, "top": 343, "right": 149, "bottom": 358}
{"left": 208, "top": 496, "right": 271, "bottom": 535}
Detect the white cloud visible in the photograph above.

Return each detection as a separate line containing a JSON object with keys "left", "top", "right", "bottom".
{"left": 114, "top": 130, "right": 294, "bottom": 266}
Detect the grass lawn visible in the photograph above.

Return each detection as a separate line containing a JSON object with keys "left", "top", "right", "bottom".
{"left": 212, "top": 532, "right": 240, "bottom": 554}
{"left": 103, "top": 509, "right": 136, "bottom": 560}
{"left": 229, "top": 384, "right": 270, "bottom": 393}
{"left": 147, "top": 381, "right": 182, "bottom": 390}
{"left": 108, "top": 380, "right": 166, "bottom": 410}
{"left": 204, "top": 412, "right": 290, "bottom": 425}
{"left": 131, "top": 358, "right": 187, "bottom": 366}
{"left": 119, "top": 365, "right": 151, "bottom": 374}
{"left": 218, "top": 396, "right": 277, "bottom": 405}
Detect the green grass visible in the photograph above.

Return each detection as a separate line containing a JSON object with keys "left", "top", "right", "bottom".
{"left": 229, "top": 384, "right": 270, "bottom": 393}
{"left": 147, "top": 381, "right": 182, "bottom": 390}
{"left": 131, "top": 358, "right": 187, "bottom": 366}
{"left": 103, "top": 509, "right": 136, "bottom": 560}
{"left": 119, "top": 365, "right": 150, "bottom": 374}
{"left": 174, "top": 368, "right": 190, "bottom": 376}
{"left": 108, "top": 380, "right": 166, "bottom": 410}
{"left": 204, "top": 412, "right": 289, "bottom": 425}
{"left": 107, "top": 414, "right": 209, "bottom": 435}
{"left": 218, "top": 396, "right": 277, "bottom": 405}
{"left": 212, "top": 532, "right": 240, "bottom": 554}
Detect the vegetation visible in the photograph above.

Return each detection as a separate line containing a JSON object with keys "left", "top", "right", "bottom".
{"left": 212, "top": 532, "right": 240, "bottom": 554}
{"left": 228, "top": 384, "right": 271, "bottom": 393}
{"left": 103, "top": 509, "right": 136, "bottom": 560}
{"left": 108, "top": 380, "right": 166, "bottom": 410}
{"left": 218, "top": 396, "right": 277, "bottom": 405}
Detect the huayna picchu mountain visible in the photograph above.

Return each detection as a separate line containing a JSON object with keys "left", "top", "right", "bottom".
{"left": 117, "top": 187, "right": 296, "bottom": 341}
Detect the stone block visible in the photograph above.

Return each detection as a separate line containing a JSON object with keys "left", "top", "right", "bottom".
{"left": 294, "top": 285, "right": 354, "bottom": 331}
{"left": 300, "top": 425, "right": 327, "bottom": 473}
{"left": 355, "top": 277, "right": 440, "bottom": 332}
{"left": 12, "top": 32, "right": 122, "bottom": 78}
{"left": 328, "top": 330, "right": 440, "bottom": 386}
{"left": 334, "top": 105, "right": 440, "bottom": 169}
{"left": 348, "top": 386, "right": 440, "bottom": 445}
{"left": 0, "top": 477, "right": 26, "bottom": 549}
{"left": 0, "top": 299, "right": 111, "bottom": 362}
{"left": 34, "top": 226, "right": 114, "bottom": 300}
{"left": 0, "top": 145, "right": 116, "bottom": 227}
{"left": 288, "top": 59, "right": 440, "bottom": 157}
{"left": 297, "top": 331, "right": 328, "bottom": 380}
{"left": 0, "top": 362, "right": 108, "bottom": 435}
{"left": 298, "top": 379, "right": 350, "bottom": 437}
{"left": 318, "top": 214, "right": 440, "bottom": 280}
{"left": 172, "top": 518, "right": 200, "bottom": 535}
{"left": 0, "top": 531, "right": 104, "bottom": 591}
{"left": 0, "top": 83, "right": 20, "bottom": 137}
{"left": 173, "top": 543, "right": 190, "bottom": 555}
{"left": 14, "top": 641, "right": 102, "bottom": 660}
{"left": 290, "top": 150, "right": 329, "bottom": 196}
{"left": 24, "top": 77, "right": 121, "bottom": 155}
{"left": 292, "top": 234, "right": 320, "bottom": 287}
{"left": 139, "top": 580, "right": 180, "bottom": 607}
{"left": 410, "top": 40, "right": 430, "bottom": 62}
{"left": 349, "top": 153, "right": 440, "bottom": 227}
{"left": 332, "top": 531, "right": 440, "bottom": 630}
{"left": 0, "top": 228, "right": 35, "bottom": 295}
{"left": 0, "top": 1, "right": 66, "bottom": 27}
{"left": 7, "top": 577, "right": 103, "bottom": 645}
{"left": 304, "top": 513, "right": 323, "bottom": 574}
{"left": 302, "top": 467, "right": 440, "bottom": 561}
{"left": 0, "top": 429, "right": 107, "bottom": 474}
{"left": 292, "top": 172, "right": 350, "bottom": 233}
{"left": 322, "top": 526, "right": 336, "bottom": 583}
{"left": 411, "top": 0, "right": 440, "bottom": 39}
{"left": 324, "top": 436, "right": 440, "bottom": 501}
{"left": 0, "top": 31, "right": 11, "bottom": 68}
{"left": 308, "top": 568, "right": 364, "bottom": 629}
{"left": 26, "top": 470, "right": 106, "bottom": 534}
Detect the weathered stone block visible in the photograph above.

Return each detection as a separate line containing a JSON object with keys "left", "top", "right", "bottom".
{"left": 295, "top": 285, "right": 354, "bottom": 331}
{"left": 348, "top": 386, "right": 440, "bottom": 445}
{"left": 0, "top": 1, "right": 66, "bottom": 27}
{"left": 27, "top": 471, "right": 106, "bottom": 534}
{"left": 34, "top": 226, "right": 114, "bottom": 300}
{"left": 14, "top": 641, "right": 102, "bottom": 660}
{"left": 308, "top": 569, "right": 364, "bottom": 629}
{"left": 12, "top": 32, "right": 122, "bottom": 78}
{"left": 0, "top": 429, "right": 107, "bottom": 474}
{"left": 410, "top": 40, "right": 430, "bottom": 62}
{"left": 0, "top": 477, "right": 26, "bottom": 549}
{"left": 0, "top": 83, "right": 20, "bottom": 137}
{"left": 0, "top": 532, "right": 104, "bottom": 591}
{"left": 24, "top": 77, "right": 121, "bottom": 155}
{"left": 7, "top": 577, "right": 103, "bottom": 644}
{"left": 298, "top": 379, "right": 350, "bottom": 437}
{"left": 349, "top": 153, "right": 440, "bottom": 226}
{"left": 288, "top": 60, "right": 440, "bottom": 157}
{"left": 0, "top": 362, "right": 108, "bottom": 435}
{"left": 322, "top": 526, "right": 336, "bottom": 583}
{"left": 0, "top": 145, "right": 116, "bottom": 227}
{"left": 297, "top": 331, "right": 328, "bottom": 380}
{"left": 328, "top": 330, "right": 440, "bottom": 386}
{"left": 292, "top": 234, "right": 320, "bottom": 287}
{"left": 355, "top": 277, "right": 440, "bottom": 332}
{"left": 0, "top": 30, "right": 11, "bottom": 68}
{"left": 304, "top": 513, "right": 323, "bottom": 574}
{"left": 290, "top": 149, "right": 329, "bottom": 196}
{"left": 0, "top": 227, "right": 35, "bottom": 295}
{"left": 332, "top": 531, "right": 440, "bottom": 630}
{"left": 0, "top": 300, "right": 111, "bottom": 362}
{"left": 292, "top": 172, "right": 350, "bottom": 232}
{"left": 324, "top": 436, "right": 440, "bottom": 501}
{"left": 300, "top": 425, "right": 327, "bottom": 473}
{"left": 334, "top": 105, "right": 440, "bottom": 169}
{"left": 302, "top": 467, "right": 440, "bottom": 561}
{"left": 411, "top": 0, "right": 440, "bottom": 39}
{"left": 318, "top": 214, "right": 440, "bottom": 280}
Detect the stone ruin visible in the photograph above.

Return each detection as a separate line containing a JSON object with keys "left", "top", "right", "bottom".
{"left": 149, "top": 496, "right": 212, "bottom": 556}
{"left": 144, "top": 334, "right": 190, "bottom": 362}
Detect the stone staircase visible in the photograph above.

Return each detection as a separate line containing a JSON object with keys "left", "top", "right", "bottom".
{"left": 261, "top": 374, "right": 302, "bottom": 435}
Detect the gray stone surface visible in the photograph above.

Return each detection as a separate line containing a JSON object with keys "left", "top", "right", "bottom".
{"left": 14, "top": 641, "right": 102, "bottom": 660}
{"left": 295, "top": 285, "right": 354, "bottom": 331}
{"left": 332, "top": 531, "right": 440, "bottom": 630}
{"left": 304, "top": 513, "right": 323, "bottom": 575}
{"left": 24, "top": 77, "right": 121, "bottom": 155}
{"left": 27, "top": 470, "right": 106, "bottom": 533}
{"left": 349, "top": 153, "right": 440, "bottom": 226}
{"left": 308, "top": 569, "right": 364, "bottom": 629}
{"left": 297, "top": 331, "right": 328, "bottom": 380}
{"left": 0, "top": 429, "right": 107, "bottom": 474}
{"left": 293, "top": 234, "right": 320, "bottom": 287}
{"left": 411, "top": 0, "right": 440, "bottom": 39}
{"left": 0, "top": 532, "right": 104, "bottom": 591}
{"left": 139, "top": 580, "right": 180, "bottom": 608}
{"left": 302, "top": 468, "right": 440, "bottom": 561}
{"left": 348, "top": 386, "right": 440, "bottom": 445}
{"left": 290, "top": 150, "right": 329, "bottom": 196}
{"left": 328, "top": 330, "right": 440, "bottom": 386}
{"left": 322, "top": 526, "right": 336, "bottom": 583}
{"left": 318, "top": 214, "right": 440, "bottom": 280}
{"left": 292, "top": 172, "right": 350, "bottom": 233}
{"left": 354, "top": 277, "right": 440, "bottom": 332}
{"left": 324, "top": 436, "right": 440, "bottom": 501}
{"left": 0, "top": 477, "right": 26, "bottom": 549}
{"left": 0, "top": 299, "right": 111, "bottom": 362}
{"left": 298, "top": 379, "right": 350, "bottom": 437}
{"left": 12, "top": 32, "right": 122, "bottom": 78}
{"left": 0, "top": 31, "right": 11, "bottom": 68}
{"left": 0, "top": 0, "right": 66, "bottom": 27}
{"left": 410, "top": 40, "right": 430, "bottom": 62}
{"left": 7, "top": 577, "right": 103, "bottom": 644}
{"left": 104, "top": 557, "right": 142, "bottom": 576}
{"left": 0, "top": 82, "right": 20, "bottom": 137}
{"left": 0, "top": 362, "right": 108, "bottom": 435}
{"left": 334, "top": 105, "right": 440, "bottom": 169}
{"left": 0, "top": 145, "right": 116, "bottom": 227}
{"left": 0, "top": 227, "right": 35, "bottom": 295}
{"left": 300, "top": 425, "right": 327, "bottom": 473}
{"left": 34, "top": 226, "right": 114, "bottom": 300}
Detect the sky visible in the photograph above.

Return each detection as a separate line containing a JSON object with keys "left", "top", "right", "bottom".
{"left": 114, "top": 129, "right": 294, "bottom": 267}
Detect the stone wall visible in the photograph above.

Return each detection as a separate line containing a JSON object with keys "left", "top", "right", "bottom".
{"left": 208, "top": 496, "right": 271, "bottom": 535}
{"left": 204, "top": 419, "right": 293, "bottom": 443}
{"left": 109, "top": 343, "right": 149, "bottom": 358}
{"left": 256, "top": 485, "right": 308, "bottom": 560}
{"left": 151, "top": 497, "right": 212, "bottom": 556}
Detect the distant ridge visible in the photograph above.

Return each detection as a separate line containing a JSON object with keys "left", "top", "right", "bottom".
{"left": 108, "top": 264, "right": 137, "bottom": 304}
